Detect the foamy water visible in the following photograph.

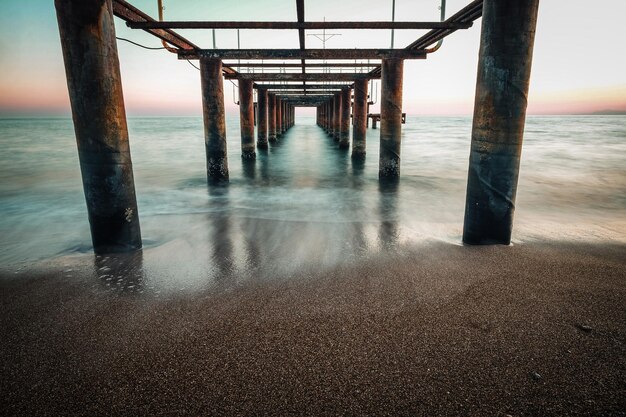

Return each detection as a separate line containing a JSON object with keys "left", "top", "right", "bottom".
{"left": 0, "top": 115, "right": 624, "bottom": 286}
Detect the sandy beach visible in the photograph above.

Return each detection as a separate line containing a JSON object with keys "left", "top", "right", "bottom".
{"left": 2, "top": 241, "right": 624, "bottom": 416}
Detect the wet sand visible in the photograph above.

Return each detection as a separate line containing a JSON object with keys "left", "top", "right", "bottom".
{"left": 1, "top": 241, "right": 625, "bottom": 416}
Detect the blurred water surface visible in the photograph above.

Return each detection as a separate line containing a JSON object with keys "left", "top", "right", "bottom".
{"left": 0, "top": 115, "right": 624, "bottom": 286}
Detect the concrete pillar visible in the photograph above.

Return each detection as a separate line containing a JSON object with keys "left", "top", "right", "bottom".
{"left": 379, "top": 58, "right": 404, "bottom": 178}
{"left": 328, "top": 98, "right": 334, "bottom": 135}
{"left": 238, "top": 79, "right": 256, "bottom": 159}
{"left": 55, "top": 0, "right": 141, "bottom": 253}
{"left": 276, "top": 98, "right": 282, "bottom": 138}
{"left": 326, "top": 101, "right": 331, "bottom": 132}
{"left": 333, "top": 93, "right": 342, "bottom": 141}
{"left": 352, "top": 79, "right": 368, "bottom": 158}
{"left": 257, "top": 88, "right": 268, "bottom": 149}
{"left": 463, "top": 0, "right": 540, "bottom": 245}
{"left": 339, "top": 87, "right": 351, "bottom": 149}
{"left": 268, "top": 93, "right": 277, "bottom": 143}
{"left": 282, "top": 102, "right": 286, "bottom": 133}
{"left": 200, "top": 58, "right": 229, "bottom": 183}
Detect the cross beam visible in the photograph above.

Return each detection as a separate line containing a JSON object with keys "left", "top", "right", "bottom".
{"left": 255, "top": 84, "right": 352, "bottom": 90}
{"left": 229, "top": 73, "right": 375, "bottom": 81}
{"left": 180, "top": 49, "right": 426, "bottom": 60}
{"left": 127, "top": 21, "right": 472, "bottom": 30}
{"left": 224, "top": 63, "right": 378, "bottom": 68}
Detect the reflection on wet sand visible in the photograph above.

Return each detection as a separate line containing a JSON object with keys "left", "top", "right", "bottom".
{"left": 208, "top": 185, "right": 235, "bottom": 280}
{"left": 378, "top": 179, "right": 400, "bottom": 249}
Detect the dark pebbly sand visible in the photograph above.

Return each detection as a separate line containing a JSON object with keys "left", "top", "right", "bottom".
{"left": 1, "top": 241, "right": 625, "bottom": 416}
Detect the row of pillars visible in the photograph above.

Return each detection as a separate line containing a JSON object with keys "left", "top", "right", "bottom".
{"left": 55, "top": 0, "right": 539, "bottom": 253}
{"left": 315, "top": 60, "right": 403, "bottom": 182}
{"left": 201, "top": 63, "right": 295, "bottom": 183}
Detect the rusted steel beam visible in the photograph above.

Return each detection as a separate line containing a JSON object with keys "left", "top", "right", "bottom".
{"left": 287, "top": 103, "right": 324, "bottom": 107}
{"left": 128, "top": 21, "right": 473, "bottom": 30}
{"left": 463, "top": 0, "right": 539, "bottom": 245}
{"left": 406, "top": 0, "right": 483, "bottom": 50}
{"left": 113, "top": 0, "right": 197, "bottom": 49}
{"left": 268, "top": 93, "right": 277, "bottom": 143}
{"left": 238, "top": 79, "right": 256, "bottom": 159}
{"left": 225, "top": 63, "right": 379, "bottom": 68}
{"left": 56, "top": 0, "right": 142, "bottom": 254}
{"left": 366, "top": 0, "right": 483, "bottom": 80}
{"left": 227, "top": 73, "right": 378, "bottom": 81}
{"left": 379, "top": 58, "right": 404, "bottom": 179}
{"left": 257, "top": 88, "right": 268, "bottom": 149}
{"left": 352, "top": 79, "right": 368, "bottom": 158}
{"left": 255, "top": 84, "right": 352, "bottom": 90}
{"left": 111, "top": 0, "right": 237, "bottom": 76}
{"left": 180, "top": 49, "right": 426, "bottom": 60}
{"left": 339, "top": 88, "right": 351, "bottom": 149}
{"left": 277, "top": 96, "right": 335, "bottom": 100}
{"left": 200, "top": 58, "right": 229, "bottom": 183}
{"left": 276, "top": 92, "right": 337, "bottom": 95}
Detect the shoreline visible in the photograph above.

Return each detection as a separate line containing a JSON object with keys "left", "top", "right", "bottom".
{"left": 1, "top": 240, "right": 625, "bottom": 415}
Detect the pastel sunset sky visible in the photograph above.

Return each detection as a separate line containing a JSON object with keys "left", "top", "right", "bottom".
{"left": 0, "top": 0, "right": 624, "bottom": 116}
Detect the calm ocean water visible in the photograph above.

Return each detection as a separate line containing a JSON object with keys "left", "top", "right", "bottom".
{"left": 0, "top": 115, "right": 624, "bottom": 284}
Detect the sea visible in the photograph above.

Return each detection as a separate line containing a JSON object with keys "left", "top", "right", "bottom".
{"left": 0, "top": 115, "right": 624, "bottom": 290}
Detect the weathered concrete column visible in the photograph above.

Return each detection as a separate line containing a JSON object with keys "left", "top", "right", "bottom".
{"left": 238, "top": 79, "right": 256, "bottom": 159}
{"left": 352, "top": 79, "right": 368, "bottom": 158}
{"left": 200, "top": 58, "right": 229, "bottom": 183}
{"left": 339, "top": 87, "right": 351, "bottom": 149}
{"left": 463, "top": 0, "right": 540, "bottom": 245}
{"left": 268, "top": 93, "right": 277, "bottom": 143}
{"left": 326, "top": 101, "right": 332, "bottom": 132}
{"left": 276, "top": 98, "right": 283, "bottom": 138}
{"left": 333, "top": 93, "right": 342, "bottom": 141}
{"left": 330, "top": 100, "right": 334, "bottom": 133}
{"left": 379, "top": 58, "right": 404, "bottom": 178}
{"left": 55, "top": 0, "right": 141, "bottom": 253}
{"left": 281, "top": 101, "right": 286, "bottom": 133}
{"left": 257, "top": 88, "right": 268, "bottom": 149}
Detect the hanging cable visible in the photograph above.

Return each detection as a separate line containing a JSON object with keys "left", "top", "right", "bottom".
{"left": 116, "top": 37, "right": 166, "bottom": 50}
{"left": 425, "top": 0, "right": 447, "bottom": 53}
{"left": 186, "top": 59, "right": 200, "bottom": 70}
{"left": 158, "top": 0, "right": 180, "bottom": 53}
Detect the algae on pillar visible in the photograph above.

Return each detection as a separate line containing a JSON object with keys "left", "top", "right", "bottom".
{"left": 463, "top": 0, "right": 540, "bottom": 245}
{"left": 352, "top": 79, "right": 368, "bottom": 158}
{"left": 238, "top": 79, "right": 256, "bottom": 159}
{"left": 55, "top": 0, "right": 141, "bottom": 253}
{"left": 200, "top": 58, "right": 229, "bottom": 183}
{"left": 257, "top": 88, "right": 268, "bottom": 149}
{"left": 379, "top": 58, "right": 404, "bottom": 178}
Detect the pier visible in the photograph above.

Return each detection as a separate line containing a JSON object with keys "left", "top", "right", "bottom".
{"left": 54, "top": 0, "right": 539, "bottom": 253}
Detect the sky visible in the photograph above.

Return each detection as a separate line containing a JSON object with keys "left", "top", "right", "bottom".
{"left": 0, "top": 0, "right": 625, "bottom": 116}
